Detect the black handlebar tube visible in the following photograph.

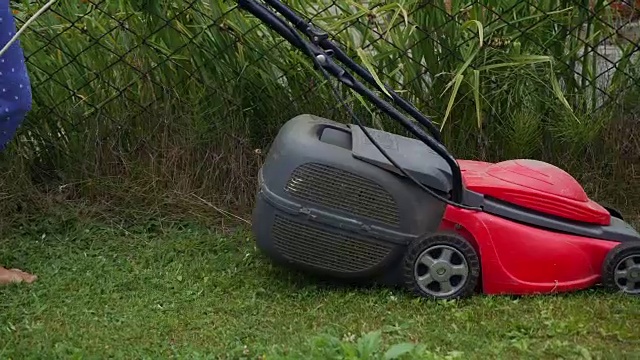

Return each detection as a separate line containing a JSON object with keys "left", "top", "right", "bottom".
{"left": 236, "top": 0, "right": 307, "bottom": 54}
{"left": 261, "top": 0, "right": 442, "bottom": 143}
{"left": 236, "top": 0, "right": 464, "bottom": 204}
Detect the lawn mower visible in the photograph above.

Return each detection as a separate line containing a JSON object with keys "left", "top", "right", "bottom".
{"left": 237, "top": 0, "right": 640, "bottom": 299}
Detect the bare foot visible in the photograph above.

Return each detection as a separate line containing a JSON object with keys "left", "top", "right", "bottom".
{"left": 0, "top": 266, "right": 37, "bottom": 285}
{"left": 10, "top": 268, "right": 37, "bottom": 283}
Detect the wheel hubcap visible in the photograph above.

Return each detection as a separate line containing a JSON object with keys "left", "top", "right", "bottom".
{"left": 414, "top": 245, "right": 469, "bottom": 297}
{"left": 614, "top": 254, "right": 640, "bottom": 294}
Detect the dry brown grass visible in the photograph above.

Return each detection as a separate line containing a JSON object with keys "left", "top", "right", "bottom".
{"left": 2, "top": 107, "right": 639, "bottom": 236}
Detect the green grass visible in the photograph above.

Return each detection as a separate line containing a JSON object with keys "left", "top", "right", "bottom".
{"left": 2, "top": 215, "right": 640, "bottom": 359}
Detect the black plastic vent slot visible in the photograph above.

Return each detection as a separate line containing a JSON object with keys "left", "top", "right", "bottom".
{"left": 272, "top": 215, "right": 393, "bottom": 273}
{"left": 285, "top": 163, "right": 399, "bottom": 226}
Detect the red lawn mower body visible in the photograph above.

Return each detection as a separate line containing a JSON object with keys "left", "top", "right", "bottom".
{"left": 252, "top": 116, "right": 640, "bottom": 299}
{"left": 438, "top": 159, "right": 620, "bottom": 295}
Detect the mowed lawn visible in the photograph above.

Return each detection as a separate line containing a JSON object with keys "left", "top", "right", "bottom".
{"left": 1, "top": 214, "right": 640, "bottom": 359}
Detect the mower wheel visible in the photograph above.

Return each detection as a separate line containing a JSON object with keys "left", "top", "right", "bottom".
{"left": 403, "top": 232, "right": 480, "bottom": 300}
{"left": 602, "top": 242, "right": 640, "bottom": 295}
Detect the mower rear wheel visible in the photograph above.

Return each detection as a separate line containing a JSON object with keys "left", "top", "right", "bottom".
{"left": 403, "top": 232, "right": 480, "bottom": 300}
{"left": 602, "top": 242, "right": 640, "bottom": 295}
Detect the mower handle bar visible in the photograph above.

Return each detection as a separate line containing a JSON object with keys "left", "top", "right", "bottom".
{"left": 236, "top": 0, "right": 465, "bottom": 204}
{"left": 260, "top": 0, "right": 442, "bottom": 143}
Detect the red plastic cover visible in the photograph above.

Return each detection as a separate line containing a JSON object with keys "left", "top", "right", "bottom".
{"left": 459, "top": 159, "right": 611, "bottom": 226}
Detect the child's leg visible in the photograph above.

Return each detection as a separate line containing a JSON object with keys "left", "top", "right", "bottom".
{"left": 0, "top": 2, "right": 36, "bottom": 285}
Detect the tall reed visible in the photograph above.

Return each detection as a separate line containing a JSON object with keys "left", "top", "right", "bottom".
{"left": 1, "top": 0, "right": 638, "bottom": 224}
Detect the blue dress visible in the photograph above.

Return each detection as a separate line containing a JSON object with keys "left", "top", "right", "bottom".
{"left": 0, "top": 1, "right": 32, "bottom": 152}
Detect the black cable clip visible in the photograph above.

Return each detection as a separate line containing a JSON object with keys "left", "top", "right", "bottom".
{"left": 305, "top": 24, "right": 328, "bottom": 45}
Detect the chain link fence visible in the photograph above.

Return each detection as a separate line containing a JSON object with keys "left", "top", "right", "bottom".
{"left": 4, "top": 0, "right": 640, "bottom": 205}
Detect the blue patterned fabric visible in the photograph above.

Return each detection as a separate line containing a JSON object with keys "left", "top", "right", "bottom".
{"left": 0, "top": 1, "right": 32, "bottom": 152}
